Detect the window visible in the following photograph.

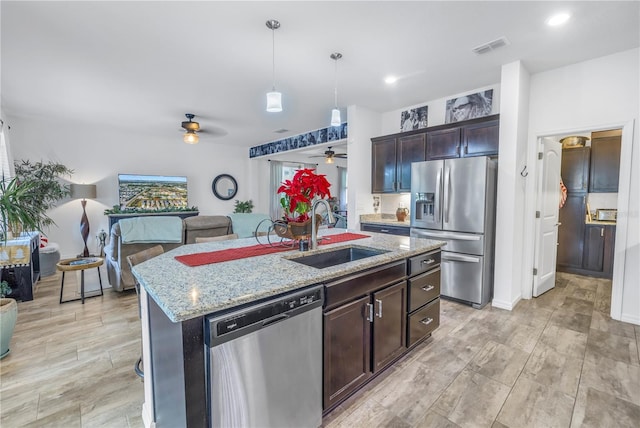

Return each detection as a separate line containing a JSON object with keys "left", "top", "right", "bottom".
{"left": 0, "top": 122, "right": 14, "bottom": 178}
{"left": 269, "top": 160, "right": 315, "bottom": 221}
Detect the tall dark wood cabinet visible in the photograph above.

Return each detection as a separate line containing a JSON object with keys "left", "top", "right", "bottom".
{"left": 397, "top": 134, "right": 426, "bottom": 192}
{"left": 371, "top": 137, "right": 397, "bottom": 193}
{"left": 557, "top": 194, "right": 587, "bottom": 269}
{"left": 589, "top": 130, "right": 622, "bottom": 193}
{"left": 561, "top": 147, "right": 590, "bottom": 192}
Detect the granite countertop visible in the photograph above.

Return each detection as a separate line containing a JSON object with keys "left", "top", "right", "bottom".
{"left": 585, "top": 219, "right": 617, "bottom": 226}
{"left": 132, "top": 228, "right": 443, "bottom": 322}
{"left": 360, "top": 214, "right": 411, "bottom": 228}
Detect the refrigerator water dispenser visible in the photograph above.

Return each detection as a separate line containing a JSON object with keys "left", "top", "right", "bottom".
{"left": 414, "top": 193, "right": 435, "bottom": 222}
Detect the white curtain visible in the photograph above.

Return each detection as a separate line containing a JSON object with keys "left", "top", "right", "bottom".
{"left": 0, "top": 120, "right": 15, "bottom": 179}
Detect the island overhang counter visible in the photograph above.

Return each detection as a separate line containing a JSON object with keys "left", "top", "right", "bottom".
{"left": 132, "top": 229, "right": 444, "bottom": 428}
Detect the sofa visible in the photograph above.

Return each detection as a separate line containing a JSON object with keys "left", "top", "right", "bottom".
{"left": 105, "top": 215, "right": 232, "bottom": 291}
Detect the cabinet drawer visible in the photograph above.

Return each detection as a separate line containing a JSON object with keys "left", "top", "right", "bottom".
{"left": 407, "top": 298, "right": 440, "bottom": 347}
{"left": 325, "top": 261, "right": 406, "bottom": 310}
{"left": 361, "top": 223, "right": 410, "bottom": 236}
{"left": 408, "top": 268, "right": 440, "bottom": 312}
{"left": 408, "top": 250, "right": 440, "bottom": 276}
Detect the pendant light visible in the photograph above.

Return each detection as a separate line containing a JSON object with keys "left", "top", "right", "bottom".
{"left": 266, "top": 19, "right": 282, "bottom": 112}
{"left": 330, "top": 52, "right": 342, "bottom": 126}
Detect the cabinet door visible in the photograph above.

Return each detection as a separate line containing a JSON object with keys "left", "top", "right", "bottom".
{"left": 557, "top": 193, "right": 586, "bottom": 269}
{"left": 589, "top": 136, "right": 621, "bottom": 192}
{"left": 323, "top": 296, "right": 371, "bottom": 410}
{"left": 371, "top": 138, "right": 397, "bottom": 193}
{"left": 397, "top": 134, "right": 426, "bottom": 192}
{"left": 603, "top": 226, "right": 616, "bottom": 278}
{"left": 372, "top": 281, "right": 406, "bottom": 373}
{"left": 426, "top": 127, "right": 461, "bottom": 160}
{"left": 462, "top": 119, "right": 499, "bottom": 157}
{"left": 583, "top": 225, "right": 605, "bottom": 272}
{"left": 561, "top": 147, "right": 590, "bottom": 192}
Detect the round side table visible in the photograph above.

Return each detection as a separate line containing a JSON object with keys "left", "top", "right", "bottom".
{"left": 56, "top": 257, "right": 104, "bottom": 304}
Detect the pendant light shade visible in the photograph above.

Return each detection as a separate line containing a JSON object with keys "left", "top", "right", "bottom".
{"left": 266, "top": 91, "right": 282, "bottom": 113}
{"left": 331, "top": 108, "right": 341, "bottom": 127}
{"left": 330, "top": 52, "right": 342, "bottom": 127}
{"left": 266, "top": 20, "right": 282, "bottom": 113}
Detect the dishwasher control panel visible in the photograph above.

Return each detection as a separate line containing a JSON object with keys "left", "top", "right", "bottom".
{"left": 206, "top": 286, "right": 324, "bottom": 345}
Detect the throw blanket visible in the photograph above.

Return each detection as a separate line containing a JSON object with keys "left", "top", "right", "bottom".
{"left": 227, "top": 213, "right": 272, "bottom": 239}
{"left": 119, "top": 216, "right": 183, "bottom": 244}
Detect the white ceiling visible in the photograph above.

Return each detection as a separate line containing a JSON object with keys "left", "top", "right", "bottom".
{"left": 2, "top": 1, "right": 638, "bottom": 149}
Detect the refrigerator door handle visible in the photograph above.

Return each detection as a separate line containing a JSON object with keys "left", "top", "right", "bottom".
{"left": 442, "top": 253, "right": 480, "bottom": 263}
{"left": 435, "top": 167, "right": 442, "bottom": 223}
{"left": 413, "top": 230, "right": 481, "bottom": 241}
{"left": 443, "top": 166, "right": 451, "bottom": 224}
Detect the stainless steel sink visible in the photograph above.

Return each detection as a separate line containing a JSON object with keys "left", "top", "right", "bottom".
{"left": 286, "top": 246, "right": 389, "bottom": 269}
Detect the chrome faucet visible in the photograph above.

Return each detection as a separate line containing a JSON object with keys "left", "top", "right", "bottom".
{"left": 310, "top": 199, "right": 335, "bottom": 250}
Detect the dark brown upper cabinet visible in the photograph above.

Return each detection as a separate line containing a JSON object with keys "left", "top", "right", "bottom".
{"left": 561, "top": 147, "right": 590, "bottom": 192}
{"left": 589, "top": 130, "right": 621, "bottom": 193}
{"left": 371, "top": 115, "right": 499, "bottom": 193}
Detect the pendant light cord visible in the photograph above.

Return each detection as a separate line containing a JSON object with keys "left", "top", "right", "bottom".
{"left": 334, "top": 58, "right": 338, "bottom": 108}
{"left": 272, "top": 27, "right": 276, "bottom": 91}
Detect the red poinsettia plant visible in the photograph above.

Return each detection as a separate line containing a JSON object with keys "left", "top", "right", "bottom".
{"left": 278, "top": 168, "right": 332, "bottom": 222}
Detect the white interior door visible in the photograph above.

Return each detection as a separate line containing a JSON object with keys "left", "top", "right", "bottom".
{"left": 533, "top": 137, "right": 562, "bottom": 297}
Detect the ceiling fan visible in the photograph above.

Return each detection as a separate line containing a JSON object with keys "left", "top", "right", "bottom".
{"left": 180, "top": 113, "right": 228, "bottom": 144}
{"left": 311, "top": 147, "right": 347, "bottom": 164}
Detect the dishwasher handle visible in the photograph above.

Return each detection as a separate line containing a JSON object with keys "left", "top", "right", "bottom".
{"left": 262, "top": 313, "right": 290, "bottom": 327}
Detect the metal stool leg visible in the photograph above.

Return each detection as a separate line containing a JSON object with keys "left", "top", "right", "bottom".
{"left": 97, "top": 266, "right": 104, "bottom": 296}
{"left": 59, "top": 271, "right": 65, "bottom": 304}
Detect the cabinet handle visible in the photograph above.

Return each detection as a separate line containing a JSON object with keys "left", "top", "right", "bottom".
{"left": 366, "top": 303, "right": 374, "bottom": 322}
{"left": 380, "top": 229, "right": 389, "bottom": 233}
{"left": 420, "top": 317, "right": 434, "bottom": 326}
{"left": 421, "top": 259, "right": 436, "bottom": 265}
{"left": 421, "top": 285, "right": 435, "bottom": 292}
{"left": 375, "top": 299, "right": 383, "bottom": 318}
{"left": 601, "top": 228, "right": 604, "bottom": 237}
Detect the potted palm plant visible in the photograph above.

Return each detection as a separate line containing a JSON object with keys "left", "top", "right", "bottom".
{"left": 0, "top": 280, "right": 17, "bottom": 358}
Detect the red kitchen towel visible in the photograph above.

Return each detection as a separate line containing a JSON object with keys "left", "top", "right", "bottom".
{"left": 175, "top": 233, "right": 370, "bottom": 267}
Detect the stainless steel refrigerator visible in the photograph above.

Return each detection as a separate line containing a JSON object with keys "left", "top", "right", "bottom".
{"left": 410, "top": 156, "right": 497, "bottom": 308}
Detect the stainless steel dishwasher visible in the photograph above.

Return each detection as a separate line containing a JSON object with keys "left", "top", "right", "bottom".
{"left": 205, "top": 285, "right": 323, "bottom": 428}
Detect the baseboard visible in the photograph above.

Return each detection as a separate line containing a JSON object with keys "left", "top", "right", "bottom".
{"left": 620, "top": 313, "right": 640, "bottom": 326}
{"left": 142, "top": 402, "right": 156, "bottom": 428}
{"left": 491, "top": 296, "right": 521, "bottom": 311}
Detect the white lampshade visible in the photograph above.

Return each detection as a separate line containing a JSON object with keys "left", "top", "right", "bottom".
{"left": 325, "top": 156, "right": 334, "bottom": 164}
{"left": 183, "top": 131, "right": 199, "bottom": 144}
{"left": 71, "top": 183, "right": 97, "bottom": 200}
{"left": 266, "top": 91, "right": 282, "bottom": 112}
{"left": 331, "top": 108, "right": 341, "bottom": 127}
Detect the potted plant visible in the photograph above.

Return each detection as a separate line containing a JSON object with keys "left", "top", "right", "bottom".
{"left": 275, "top": 168, "right": 331, "bottom": 239}
{"left": 233, "top": 200, "right": 254, "bottom": 213}
{"left": 0, "top": 175, "right": 47, "bottom": 241}
{"left": 0, "top": 280, "right": 17, "bottom": 359}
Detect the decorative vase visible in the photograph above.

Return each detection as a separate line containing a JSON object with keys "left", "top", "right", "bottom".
{"left": 0, "top": 298, "right": 17, "bottom": 359}
{"left": 274, "top": 214, "right": 323, "bottom": 241}
{"left": 396, "top": 207, "right": 409, "bottom": 222}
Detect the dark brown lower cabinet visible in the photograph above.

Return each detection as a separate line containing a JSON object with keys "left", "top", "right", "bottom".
{"left": 323, "top": 296, "right": 371, "bottom": 410}
{"left": 582, "top": 224, "right": 616, "bottom": 278}
{"left": 372, "top": 282, "right": 407, "bottom": 372}
{"left": 323, "top": 281, "right": 406, "bottom": 410}
{"left": 557, "top": 193, "right": 586, "bottom": 269}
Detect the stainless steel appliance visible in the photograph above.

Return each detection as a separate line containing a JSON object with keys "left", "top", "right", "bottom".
{"left": 595, "top": 209, "right": 617, "bottom": 221}
{"left": 206, "top": 286, "right": 323, "bottom": 428}
{"left": 410, "top": 157, "right": 497, "bottom": 308}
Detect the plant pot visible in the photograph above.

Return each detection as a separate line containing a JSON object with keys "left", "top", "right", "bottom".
{"left": 0, "top": 298, "right": 17, "bottom": 359}
{"left": 273, "top": 214, "right": 323, "bottom": 241}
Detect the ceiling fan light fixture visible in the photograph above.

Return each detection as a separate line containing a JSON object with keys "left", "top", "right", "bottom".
{"left": 330, "top": 108, "right": 341, "bottom": 127}
{"left": 183, "top": 130, "right": 199, "bottom": 144}
{"left": 266, "top": 19, "right": 283, "bottom": 113}
{"left": 325, "top": 156, "right": 334, "bottom": 164}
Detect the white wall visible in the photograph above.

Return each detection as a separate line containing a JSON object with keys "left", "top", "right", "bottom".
{"left": 524, "top": 48, "right": 639, "bottom": 324}
{"left": 380, "top": 84, "right": 501, "bottom": 135}
{"left": 8, "top": 116, "right": 250, "bottom": 259}
{"left": 493, "top": 61, "right": 530, "bottom": 310}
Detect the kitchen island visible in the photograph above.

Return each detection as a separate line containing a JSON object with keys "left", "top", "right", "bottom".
{"left": 132, "top": 229, "right": 444, "bottom": 427}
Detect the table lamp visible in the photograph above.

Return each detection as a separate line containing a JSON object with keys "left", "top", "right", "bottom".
{"left": 71, "top": 183, "right": 97, "bottom": 257}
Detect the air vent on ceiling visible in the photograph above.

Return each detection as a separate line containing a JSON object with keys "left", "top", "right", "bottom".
{"left": 274, "top": 128, "right": 289, "bottom": 134}
{"left": 472, "top": 36, "right": 510, "bottom": 55}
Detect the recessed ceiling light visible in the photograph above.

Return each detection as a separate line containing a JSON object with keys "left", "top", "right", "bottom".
{"left": 384, "top": 76, "right": 398, "bottom": 84}
{"left": 547, "top": 13, "right": 570, "bottom": 27}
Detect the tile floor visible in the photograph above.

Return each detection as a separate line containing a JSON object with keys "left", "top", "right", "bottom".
{"left": 1, "top": 271, "right": 638, "bottom": 427}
